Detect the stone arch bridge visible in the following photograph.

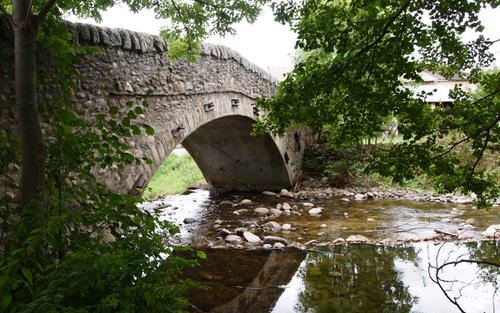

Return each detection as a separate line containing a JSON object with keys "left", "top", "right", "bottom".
{"left": 0, "top": 22, "right": 306, "bottom": 194}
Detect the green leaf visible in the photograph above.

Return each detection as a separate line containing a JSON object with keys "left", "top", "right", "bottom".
{"left": 144, "top": 291, "right": 153, "bottom": 306}
{"left": 0, "top": 293, "right": 12, "bottom": 310}
{"left": 21, "top": 267, "right": 33, "bottom": 285}
{"left": 196, "top": 251, "right": 207, "bottom": 259}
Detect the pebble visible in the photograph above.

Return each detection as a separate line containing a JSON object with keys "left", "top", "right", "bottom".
{"left": 262, "top": 191, "right": 277, "bottom": 196}
{"left": 273, "top": 242, "right": 286, "bottom": 249}
{"left": 282, "top": 203, "right": 292, "bottom": 210}
{"left": 482, "top": 224, "right": 500, "bottom": 238}
{"left": 346, "top": 235, "right": 370, "bottom": 242}
{"left": 219, "top": 228, "right": 231, "bottom": 237}
{"left": 214, "top": 219, "right": 223, "bottom": 224}
{"left": 466, "top": 218, "right": 479, "bottom": 227}
{"left": 219, "top": 200, "right": 234, "bottom": 207}
{"left": 263, "top": 236, "right": 289, "bottom": 245}
{"left": 302, "top": 202, "right": 315, "bottom": 208}
{"left": 331, "top": 238, "right": 345, "bottom": 244}
{"left": 282, "top": 223, "right": 292, "bottom": 230}
{"left": 279, "top": 189, "right": 289, "bottom": 197}
{"left": 458, "top": 230, "right": 480, "bottom": 240}
{"left": 263, "top": 243, "right": 273, "bottom": 250}
{"left": 320, "top": 224, "right": 327, "bottom": 228}
{"left": 262, "top": 221, "right": 282, "bottom": 232}
{"left": 240, "top": 199, "right": 253, "bottom": 205}
{"left": 340, "top": 198, "right": 350, "bottom": 203}
{"left": 243, "top": 231, "right": 261, "bottom": 244}
{"left": 354, "top": 193, "right": 366, "bottom": 201}
{"left": 225, "top": 235, "right": 242, "bottom": 243}
{"left": 270, "top": 208, "right": 283, "bottom": 216}
{"left": 367, "top": 218, "right": 375, "bottom": 222}
{"left": 234, "top": 227, "right": 246, "bottom": 236}
{"left": 183, "top": 217, "right": 197, "bottom": 224}
{"left": 308, "top": 207, "right": 323, "bottom": 215}
{"left": 254, "top": 207, "right": 270, "bottom": 215}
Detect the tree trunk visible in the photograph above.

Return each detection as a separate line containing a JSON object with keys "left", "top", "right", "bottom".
{"left": 13, "top": 0, "right": 45, "bottom": 208}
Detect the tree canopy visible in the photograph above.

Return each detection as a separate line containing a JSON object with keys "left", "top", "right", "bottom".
{"left": 255, "top": 0, "right": 499, "bottom": 206}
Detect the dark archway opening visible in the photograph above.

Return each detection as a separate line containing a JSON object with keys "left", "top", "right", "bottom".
{"left": 181, "top": 115, "right": 291, "bottom": 192}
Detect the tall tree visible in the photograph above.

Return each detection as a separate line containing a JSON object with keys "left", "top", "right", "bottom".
{"left": 256, "top": 0, "right": 499, "bottom": 206}
{"left": 0, "top": 0, "right": 267, "bottom": 207}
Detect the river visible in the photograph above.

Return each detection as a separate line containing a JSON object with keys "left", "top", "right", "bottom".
{"left": 140, "top": 189, "right": 499, "bottom": 312}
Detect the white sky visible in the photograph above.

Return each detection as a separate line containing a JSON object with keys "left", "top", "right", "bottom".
{"left": 68, "top": 5, "right": 499, "bottom": 71}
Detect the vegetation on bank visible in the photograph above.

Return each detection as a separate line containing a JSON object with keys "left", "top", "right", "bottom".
{"left": 302, "top": 132, "right": 499, "bottom": 197}
{"left": 1, "top": 0, "right": 498, "bottom": 311}
{"left": 144, "top": 153, "right": 205, "bottom": 199}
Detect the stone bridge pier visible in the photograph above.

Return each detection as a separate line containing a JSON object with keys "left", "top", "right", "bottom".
{"left": 0, "top": 22, "right": 307, "bottom": 194}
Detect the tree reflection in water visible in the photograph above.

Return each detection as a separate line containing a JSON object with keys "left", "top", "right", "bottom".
{"left": 295, "top": 244, "right": 418, "bottom": 313}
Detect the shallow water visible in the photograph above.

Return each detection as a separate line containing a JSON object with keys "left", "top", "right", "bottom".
{"left": 149, "top": 189, "right": 499, "bottom": 247}
{"left": 145, "top": 190, "right": 499, "bottom": 312}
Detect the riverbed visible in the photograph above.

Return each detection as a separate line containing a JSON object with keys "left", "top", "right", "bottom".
{"left": 140, "top": 189, "right": 499, "bottom": 312}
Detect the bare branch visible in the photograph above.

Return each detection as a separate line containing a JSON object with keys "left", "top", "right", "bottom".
{"left": 33, "top": 0, "right": 57, "bottom": 30}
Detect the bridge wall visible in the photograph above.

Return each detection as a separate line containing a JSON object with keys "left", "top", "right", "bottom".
{"left": 0, "top": 21, "right": 306, "bottom": 193}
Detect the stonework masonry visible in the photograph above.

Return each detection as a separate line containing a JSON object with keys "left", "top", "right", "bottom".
{"left": 0, "top": 20, "right": 306, "bottom": 194}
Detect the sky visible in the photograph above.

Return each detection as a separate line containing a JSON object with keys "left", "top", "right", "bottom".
{"left": 67, "top": 4, "right": 500, "bottom": 72}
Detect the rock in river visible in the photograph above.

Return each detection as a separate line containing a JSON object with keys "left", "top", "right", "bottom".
{"left": 482, "top": 224, "right": 500, "bottom": 238}
{"left": 254, "top": 207, "right": 270, "bottom": 215}
{"left": 262, "top": 191, "right": 277, "bottom": 196}
{"left": 183, "top": 217, "right": 197, "bottom": 224}
{"left": 243, "top": 231, "right": 261, "bottom": 244}
{"left": 269, "top": 208, "right": 283, "bottom": 216}
{"left": 346, "top": 235, "right": 370, "bottom": 243}
{"left": 263, "top": 236, "right": 289, "bottom": 245}
{"left": 225, "top": 235, "right": 242, "bottom": 243}
{"left": 262, "top": 221, "right": 282, "bottom": 232}
{"left": 308, "top": 207, "right": 323, "bottom": 215}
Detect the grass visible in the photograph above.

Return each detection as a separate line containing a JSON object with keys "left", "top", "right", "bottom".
{"left": 143, "top": 153, "right": 205, "bottom": 199}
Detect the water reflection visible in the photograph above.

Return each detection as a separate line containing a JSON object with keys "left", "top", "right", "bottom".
{"left": 286, "top": 244, "right": 418, "bottom": 313}
{"left": 183, "top": 249, "right": 306, "bottom": 312}
{"left": 271, "top": 241, "right": 498, "bottom": 313}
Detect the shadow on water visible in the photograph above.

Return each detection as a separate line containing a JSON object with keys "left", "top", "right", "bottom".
{"left": 182, "top": 249, "right": 306, "bottom": 312}
{"left": 183, "top": 242, "right": 499, "bottom": 313}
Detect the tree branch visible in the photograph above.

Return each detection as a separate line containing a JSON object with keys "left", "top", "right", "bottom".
{"left": 348, "top": 0, "right": 412, "bottom": 64}
{"left": 0, "top": 6, "right": 13, "bottom": 29}
{"left": 465, "top": 114, "right": 499, "bottom": 184}
{"left": 33, "top": 0, "right": 57, "bottom": 30}
{"left": 169, "top": 0, "right": 191, "bottom": 36}
{"left": 322, "top": 0, "right": 413, "bottom": 92}
{"left": 193, "top": 0, "right": 222, "bottom": 9}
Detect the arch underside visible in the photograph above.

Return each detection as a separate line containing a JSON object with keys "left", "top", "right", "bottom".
{"left": 181, "top": 115, "right": 291, "bottom": 192}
